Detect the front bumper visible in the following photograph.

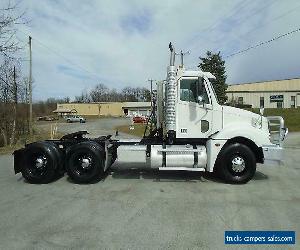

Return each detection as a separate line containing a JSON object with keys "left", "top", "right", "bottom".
{"left": 262, "top": 145, "right": 284, "bottom": 166}
{"left": 262, "top": 116, "right": 288, "bottom": 166}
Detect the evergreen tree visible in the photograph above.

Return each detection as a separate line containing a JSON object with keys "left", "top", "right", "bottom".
{"left": 198, "top": 51, "right": 228, "bottom": 104}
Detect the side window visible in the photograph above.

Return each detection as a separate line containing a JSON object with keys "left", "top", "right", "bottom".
{"left": 180, "top": 78, "right": 197, "bottom": 102}
{"left": 180, "top": 78, "right": 209, "bottom": 104}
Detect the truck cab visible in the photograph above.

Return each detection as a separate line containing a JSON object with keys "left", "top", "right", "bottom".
{"left": 170, "top": 70, "right": 222, "bottom": 139}
{"left": 13, "top": 43, "right": 288, "bottom": 184}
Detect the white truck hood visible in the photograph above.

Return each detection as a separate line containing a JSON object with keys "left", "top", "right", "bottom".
{"left": 222, "top": 105, "right": 261, "bottom": 120}
{"left": 216, "top": 105, "right": 270, "bottom": 145}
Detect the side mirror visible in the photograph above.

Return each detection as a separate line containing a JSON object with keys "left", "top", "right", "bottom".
{"left": 259, "top": 108, "right": 264, "bottom": 115}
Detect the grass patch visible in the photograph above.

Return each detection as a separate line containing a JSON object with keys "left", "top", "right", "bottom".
{"left": 115, "top": 124, "right": 146, "bottom": 137}
{"left": 0, "top": 128, "right": 65, "bottom": 155}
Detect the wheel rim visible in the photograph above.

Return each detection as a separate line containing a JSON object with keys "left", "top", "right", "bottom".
{"left": 72, "top": 153, "right": 95, "bottom": 177}
{"left": 27, "top": 153, "right": 48, "bottom": 177}
{"left": 231, "top": 156, "right": 246, "bottom": 173}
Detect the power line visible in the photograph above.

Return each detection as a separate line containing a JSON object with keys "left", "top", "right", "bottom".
{"left": 232, "top": 0, "right": 279, "bottom": 29}
{"left": 185, "top": 0, "right": 251, "bottom": 51}
{"left": 188, "top": 0, "right": 278, "bottom": 52}
{"left": 235, "top": 4, "right": 300, "bottom": 41}
{"left": 214, "top": 5, "right": 300, "bottom": 54}
{"left": 202, "top": 0, "right": 253, "bottom": 33}
{"left": 224, "top": 27, "right": 300, "bottom": 58}
{"left": 17, "top": 29, "right": 103, "bottom": 81}
{"left": 187, "top": 0, "right": 253, "bottom": 51}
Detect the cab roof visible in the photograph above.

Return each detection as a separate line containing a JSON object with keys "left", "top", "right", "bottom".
{"left": 181, "top": 70, "right": 216, "bottom": 79}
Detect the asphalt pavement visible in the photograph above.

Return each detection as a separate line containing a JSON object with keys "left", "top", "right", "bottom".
{"left": 0, "top": 127, "right": 299, "bottom": 249}
{"left": 36, "top": 117, "right": 138, "bottom": 139}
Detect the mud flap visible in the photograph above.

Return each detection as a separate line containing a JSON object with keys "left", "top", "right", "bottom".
{"left": 13, "top": 148, "right": 25, "bottom": 174}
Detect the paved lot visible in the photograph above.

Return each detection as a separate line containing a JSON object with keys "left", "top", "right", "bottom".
{"left": 0, "top": 132, "right": 299, "bottom": 249}
{"left": 37, "top": 117, "right": 138, "bottom": 139}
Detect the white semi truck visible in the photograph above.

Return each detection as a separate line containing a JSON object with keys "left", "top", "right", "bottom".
{"left": 13, "top": 43, "right": 288, "bottom": 184}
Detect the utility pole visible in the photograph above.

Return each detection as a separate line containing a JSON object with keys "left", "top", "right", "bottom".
{"left": 11, "top": 66, "right": 17, "bottom": 146}
{"left": 29, "top": 36, "right": 33, "bottom": 135}
{"left": 13, "top": 66, "right": 17, "bottom": 103}
{"left": 148, "top": 78, "right": 155, "bottom": 106}
{"left": 147, "top": 78, "right": 156, "bottom": 132}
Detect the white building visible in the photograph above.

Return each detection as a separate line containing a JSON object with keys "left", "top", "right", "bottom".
{"left": 226, "top": 78, "right": 300, "bottom": 108}
{"left": 122, "top": 102, "right": 151, "bottom": 117}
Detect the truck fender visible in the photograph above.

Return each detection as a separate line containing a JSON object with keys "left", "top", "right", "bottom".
{"left": 206, "top": 139, "right": 227, "bottom": 172}
{"left": 13, "top": 148, "right": 25, "bottom": 174}
{"left": 211, "top": 125, "right": 271, "bottom": 147}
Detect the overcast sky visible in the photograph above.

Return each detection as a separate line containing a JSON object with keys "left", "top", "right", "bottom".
{"left": 7, "top": 0, "right": 300, "bottom": 100}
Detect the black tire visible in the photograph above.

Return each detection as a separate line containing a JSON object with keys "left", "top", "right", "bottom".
{"left": 216, "top": 143, "right": 256, "bottom": 184}
{"left": 66, "top": 141, "right": 105, "bottom": 184}
{"left": 21, "top": 142, "right": 61, "bottom": 184}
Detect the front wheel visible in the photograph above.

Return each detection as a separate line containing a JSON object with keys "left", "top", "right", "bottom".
{"left": 216, "top": 143, "right": 256, "bottom": 184}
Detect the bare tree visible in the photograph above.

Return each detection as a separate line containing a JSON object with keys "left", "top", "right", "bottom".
{"left": 0, "top": 2, "right": 28, "bottom": 147}
{"left": 0, "top": 58, "right": 27, "bottom": 146}
{"left": 122, "top": 87, "right": 137, "bottom": 102}
{"left": 0, "top": 1, "right": 26, "bottom": 58}
{"left": 75, "top": 89, "right": 91, "bottom": 103}
{"left": 74, "top": 84, "right": 152, "bottom": 104}
{"left": 90, "top": 83, "right": 109, "bottom": 102}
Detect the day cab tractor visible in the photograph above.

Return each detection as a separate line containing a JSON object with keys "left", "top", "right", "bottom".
{"left": 13, "top": 43, "right": 288, "bottom": 184}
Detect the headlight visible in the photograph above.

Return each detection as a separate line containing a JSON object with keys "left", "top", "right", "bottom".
{"left": 251, "top": 117, "right": 262, "bottom": 128}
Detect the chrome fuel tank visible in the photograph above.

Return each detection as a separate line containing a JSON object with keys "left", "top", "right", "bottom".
{"left": 151, "top": 145, "right": 207, "bottom": 168}
{"left": 115, "top": 144, "right": 207, "bottom": 169}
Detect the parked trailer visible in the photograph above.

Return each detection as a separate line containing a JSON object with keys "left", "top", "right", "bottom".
{"left": 13, "top": 43, "right": 288, "bottom": 184}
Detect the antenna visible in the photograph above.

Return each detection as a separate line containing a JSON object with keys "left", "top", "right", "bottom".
{"left": 177, "top": 50, "right": 190, "bottom": 68}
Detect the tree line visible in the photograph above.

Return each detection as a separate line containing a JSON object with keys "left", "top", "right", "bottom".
{"left": 0, "top": 2, "right": 29, "bottom": 147}
{"left": 74, "top": 84, "right": 151, "bottom": 103}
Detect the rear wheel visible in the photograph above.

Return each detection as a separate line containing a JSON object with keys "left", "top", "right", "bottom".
{"left": 66, "top": 141, "right": 105, "bottom": 183}
{"left": 216, "top": 143, "right": 256, "bottom": 184}
{"left": 21, "top": 142, "right": 61, "bottom": 184}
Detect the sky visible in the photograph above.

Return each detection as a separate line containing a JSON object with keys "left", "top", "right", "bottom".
{"left": 4, "top": 0, "right": 300, "bottom": 100}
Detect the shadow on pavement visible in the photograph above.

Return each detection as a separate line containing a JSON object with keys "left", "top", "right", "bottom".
{"left": 252, "top": 171, "right": 268, "bottom": 180}
{"left": 109, "top": 168, "right": 268, "bottom": 184}
{"left": 109, "top": 168, "right": 220, "bottom": 183}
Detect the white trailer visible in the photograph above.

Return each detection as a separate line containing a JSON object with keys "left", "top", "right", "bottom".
{"left": 13, "top": 43, "right": 288, "bottom": 184}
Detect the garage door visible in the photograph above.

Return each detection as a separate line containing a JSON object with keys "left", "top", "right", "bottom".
{"left": 297, "top": 94, "right": 300, "bottom": 107}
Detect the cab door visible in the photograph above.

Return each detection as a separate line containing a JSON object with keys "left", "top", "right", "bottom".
{"left": 176, "top": 77, "right": 214, "bottom": 139}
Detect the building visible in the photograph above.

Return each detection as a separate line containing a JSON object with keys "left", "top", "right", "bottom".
{"left": 226, "top": 78, "right": 300, "bottom": 108}
{"left": 122, "top": 102, "right": 151, "bottom": 117}
{"left": 53, "top": 102, "right": 151, "bottom": 117}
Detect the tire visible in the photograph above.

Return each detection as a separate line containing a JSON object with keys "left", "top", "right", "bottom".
{"left": 66, "top": 141, "right": 105, "bottom": 184}
{"left": 216, "top": 143, "right": 256, "bottom": 184}
{"left": 21, "top": 142, "right": 61, "bottom": 184}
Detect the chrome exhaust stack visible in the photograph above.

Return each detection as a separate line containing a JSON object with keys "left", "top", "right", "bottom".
{"left": 165, "top": 43, "right": 177, "bottom": 144}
